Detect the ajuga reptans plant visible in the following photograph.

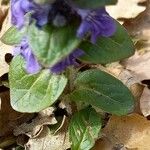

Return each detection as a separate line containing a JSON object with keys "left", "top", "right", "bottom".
{"left": 1, "top": 0, "right": 135, "bottom": 149}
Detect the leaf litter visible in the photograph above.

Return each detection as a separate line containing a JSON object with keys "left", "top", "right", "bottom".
{"left": 1, "top": 0, "right": 150, "bottom": 150}
{"left": 0, "top": 8, "right": 12, "bottom": 78}
{"left": 14, "top": 107, "right": 57, "bottom": 138}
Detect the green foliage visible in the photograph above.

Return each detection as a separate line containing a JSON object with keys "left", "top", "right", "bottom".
{"left": 69, "top": 69, "right": 134, "bottom": 115}
{"left": 73, "top": 0, "right": 117, "bottom": 8}
{"left": 69, "top": 107, "right": 102, "bottom": 150}
{"left": 9, "top": 56, "right": 67, "bottom": 113}
{"left": 80, "top": 21, "right": 135, "bottom": 64}
{"left": 27, "top": 23, "right": 81, "bottom": 67}
{"left": 0, "top": 26, "right": 24, "bottom": 45}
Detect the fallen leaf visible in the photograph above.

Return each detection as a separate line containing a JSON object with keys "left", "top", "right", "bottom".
{"left": 0, "top": 10, "right": 12, "bottom": 77}
{"left": 123, "top": 0, "right": 150, "bottom": 55}
{"left": 0, "top": 136, "right": 16, "bottom": 149}
{"left": 53, "top": 115, "right": 67, "bottom": 134}
{"left": 0, "top": 3, "right": 9, "bottom": 29}
{"left": 0, "top": 91, "right": 33, "bottom": 137}
{"left": 140, "top": 87, "right": 150, "bottom": 117}
{"left": 14, "top": 107, "right": 57, "bottom": 138}
{"left": 59, "top": 100, "right": 72, "bottom": 115}
{"left": 38, "top": 107, "right": 56, "bottom": 117}
{"left": 105, "top": 62, "right": 123, "bottom": 77}
{"left": 16, "top": 134, "right": 29, "bottom": 148}
{"left": 124, "top": 52, "right": 150, "bottom": 81}
{"left": 123, "top": 1, "right": 150, "bottom": 40}
{"left": 130, "top": 83, "right": 144, "bottom": 114}
{"left": 0, "top": 10, "right": 11, "bottom": 40}
{"left": 0, "top": 42, "right": 12, "bottom": 77}
{"left": 25, "top": 119, "right": 70, "bottom": 150}
{"left": 103, "top": 114, "right": 150, "bottom": 149}
{"left": 92, "top": 137, "right": 114, "bottom": 150}
{"left": 106, "top": 0, "right": 146, "bottom": 20}
{"left": 0, "top": 91, "right": 33, "bottom": 149}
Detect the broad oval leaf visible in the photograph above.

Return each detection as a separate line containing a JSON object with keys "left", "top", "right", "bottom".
{"left": 73, "top": 0, "right": 117, "bottom": 8}
{"left": 27, "top": 23, "right": 81, "bottom": 67}
{"left": 79, "top": 21, "right": 135, "bottom": 64}
{"left": 0, "top": 26, "right": 24, "bottom": 45}
{"left": 69, "top": 69, "right": 134, "bottom": 115}
{"left": 9, "top": 56, "right": 67, "bottom": 113}
{"left": 69, "top": 107, "right": 102, "bottom": 150}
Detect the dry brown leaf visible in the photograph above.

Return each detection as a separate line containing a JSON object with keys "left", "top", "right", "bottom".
{"left": 0, "top": 10, "right": 12, "bottom": 77}
{"left": 140, "top": 87, "right": 150, "bottom": 117}
{"left": 106, "top": 0, "right": 146, "bottom": 20}
{"left": 14, "top": 107, "right": 57, "bottom": 138}
{"left": 25, "top": 119, "right": 70, "bottom": 150}
{"left": 0, "top": 91, "right": 21, "bottom": 137}
{"left": 123, "top": 1, "right": 150, "bottom": 40}
{"left": 38, "top": 107, "right": 55, "bottom": 117}
{"left": 124, "top": 52, "right": 150, "bottom": 81}
{"left": 105, "top": 62, "right": 123, "bottom": 77}
{"left": 93, "top": 140, "right": 127, "bottom": 150}
{"left": 0, "top": 3, "right": 9, "bottom": 29}
{"left": 0, "top": 136, "right": 16, "bottom": 149}
{"left": 0, "top": 9, "right": 11, "bottom": 37}
{"left": 0, "top": 9, "right": 7, "bottom": 28}
{"left": 123, "top": 0, "right": 150, "bottom": 54}
{"left": 130, "top": 83, "right": 144, "bottom": 115}
{"left": 92, "top": 137, "right": 114, "bottom": 150}
{"left": 59, "top": 100, "right": 72, "bottom": 115}
{"left": 0, "top": 91, "right": 33, "bottom": 139}
{"left": 103, "top": 114, "right": 150, "bottom": 150}
{"left": 0, "top": 42, "right": 12, "bottom": 77}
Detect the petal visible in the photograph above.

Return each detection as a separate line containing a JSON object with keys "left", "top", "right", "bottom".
{"left": 13, "top": 46, "right": 21, "bottom": 56}
{"left": 77, "top": 7, "right": 116, "bottom": 42}
{"left": 50, "top": 60, "right": 68, "bottom": 74}
{"left": 100, "top": 15, "right": 116, "bottom": 37}
{"left": 11, "top": 0, "right": 51, "bottom": 28}
{"left": 77, "top": 21, "right": 91, "bottom": 38}
{"left": 15, "top": 38, "right": 41, "bottom": 74}
{"left": 11, "top": 0, "right": 25, "bottom": 28}
{"left": 91, "top": 32, "right": 98, "bottom": 43}
{"left": 21, "top": 47, "right": 41, "bottom": 74}
{"left": 32, "top": 4, "right": 51, "bottom": 26}
{"left": 71, "top": 49, "right": 85, "bottom": 57}
{"left": 51, "top": 49, "right": 84, "bottom": 74}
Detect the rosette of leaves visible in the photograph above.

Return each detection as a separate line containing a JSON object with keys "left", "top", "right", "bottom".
{"left": 0, "top": 0, "right": 135, "bottom": 149}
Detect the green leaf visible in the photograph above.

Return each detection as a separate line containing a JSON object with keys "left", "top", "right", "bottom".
{"left": 80, "top": 21, "right": 135, "bottom": 64}
{"left": 69, "top": 69, "right": 134, "bottom": 115}
{"left": 73, "top": 0, "right": 117, "bottom": 8}
{"left": 69, "top": 107, "right": 102, "bottom": 150}
{"left": 0, "top": 26, "right": 24, "bottom": 45}
{"left": 27, "top": 23, "right": 81, "bottom": 67}
{"left": 9, "top": 55, "right": 67, "bottom": 113}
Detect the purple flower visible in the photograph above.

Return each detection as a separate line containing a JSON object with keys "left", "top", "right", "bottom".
{"left": 13, "top": 38, "right": 41, "bottom": 74}
{"left": 11, "top": 0, "right": 51, "bottom": 28}
{"left": 14, "top": 38, "right": 84, "bottom": 74}
{"left": 50, "top": 49, "right": 84, "bottom": 73}
{"left": 77, "top": 8, "right": 116, "bottom": 43}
